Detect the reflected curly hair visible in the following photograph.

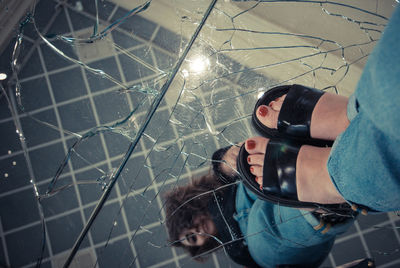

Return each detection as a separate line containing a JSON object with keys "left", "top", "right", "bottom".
{"left": 164, "top": 173, "right": 222, "bottom": 262}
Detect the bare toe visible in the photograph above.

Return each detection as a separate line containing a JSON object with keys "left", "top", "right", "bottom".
{"left": 268, "top": 94, "right": 286, "bottom": 111}
{"left": 250, "top": 165, "right": 263, "bottom": 177}
{"left": 247, "top": 154, "right": 264, "bottom": 166}
{"left": 245, "top": 137, "right": 268, "bottom": 154}
{"left": 256, "top": 105, "right": 279, "bottom": 129}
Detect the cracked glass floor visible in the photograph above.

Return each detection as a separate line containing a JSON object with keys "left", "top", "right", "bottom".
{"left": 0, "top": 0, "right": 399, "bottom": 267}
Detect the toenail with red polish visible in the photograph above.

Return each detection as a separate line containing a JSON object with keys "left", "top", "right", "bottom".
{"left": 258, "top": 106, "right": 268, "bottom": 117}
{"left": 250, "top": 166, "right": 254, "bottom": 172}
{"left": 247, "top": 156, "right": 251, "bottom": 163}
{"left": 247, "top": 140, "right": 256, "bottom": 150}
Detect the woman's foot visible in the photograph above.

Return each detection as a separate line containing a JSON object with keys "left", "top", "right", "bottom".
{"left": 245, "top": 136, "right": 345, "bottom": 204}
{"left": 256, "top": 92, "right": 350, "bottom": 141}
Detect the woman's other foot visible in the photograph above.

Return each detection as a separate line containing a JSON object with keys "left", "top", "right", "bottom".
{"left": 256, "top": 91, "right": 350, "bottom": 141}
{"left": 245, "top": 136, "right": 345, "bottom": 204}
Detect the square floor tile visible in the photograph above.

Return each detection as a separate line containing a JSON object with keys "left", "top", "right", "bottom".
{"left": 38, "top": 176, "right": 79, "bottom": 217}
{"left": 0, "top": 120, "right": 22, "bottom": 156}
{"left": 115, "top": 154, "right": 152, "bottom": 192}
{"left": 5, "top": 223, "right": 49, "bottom": 267}
{"left": 84, "top": 202, "right": 126, "bottom": 244}
{"left": 29, "top": 141, "right": 69, "bottom": 181}
{"left": 93, "top": 90, "right": 130, "bottom": 124}
{"left": 68, "top": 9, "right": 95, "bottom": 32}
{"left": 95, "top": 237, "right": 133, "bottom": 267}
{"left": 19, "top": 77, "right": 52, "bottom": 112}
{"left": 85, "top": 56, "right": 122, "bottom": 93}
{"left": 364, "top": 224, "right": 400, "bottom": 265}
{"left": 41, "top": 40, "right": 79, "bottom": 71}
{"left": 331, "top": 237, "right": 367, "bottom": 265}
{"left": 58, "top": 98, "right": 97, "bottom": 133}
{"left": 75, "top": 165, "right": 117, "bottom": 205}
{"left": 49, "top": 67, "right": 87, "bottom": 102}
{"left": 0, "top": 188, "right": 40, "bottom": 231}
{"left": 20, "top": 109, "right": 61, "bottom": 147}
{"left": 111, "top": 9, "right": 156, "bottom": 41}
{"left": 0, "top": 153, "right": 30, "bottom": 194}
{"left": 152, "top": 26, "right": 182, "bottom": 54}
{"left": 118, "top": 49, "right": 156, "bottom": 82}
{"left": 46, "top": 211, "right": 89, "bottom": 254}
{"left": 66, "top": 135, "right": 106, "bottom": 170}
{"left": 111, "top": 30, "right": 142, "bottom": 50}
{"left": 80, "top": 0, "right": 116, "bottom": 21}
{"left": 124, "top": 189, "right": 161, "bottom": 231}
{"left": 134, "top": 225, "right": 172, "bottom": 267}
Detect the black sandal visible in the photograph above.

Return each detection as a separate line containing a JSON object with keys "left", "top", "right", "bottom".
{"left": 252, "top": 84, "right": 332, "bottom": 147}
{"left": 236, "top": 139, "right": 355, "bottom": 215}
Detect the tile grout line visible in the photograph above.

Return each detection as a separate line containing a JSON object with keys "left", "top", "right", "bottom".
{"left": 0, "top": 216, "right": 11, "bottom": 266}
{"left": 354, "top": 220, "right": 372, "bottom": 258}
{"left": 103, "top": 23, "right": 143, "bottom": 268}
{"left": 7, "top": 55, "right": 56, "bottom": 263}
{"left": 150, "top": 23, "right": 186, "bottom": 268}
{"left": 37, "top": 6, "right": 95, "bottom": 265}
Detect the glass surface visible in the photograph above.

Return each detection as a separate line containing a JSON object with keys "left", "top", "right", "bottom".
{"left": 0, "top": 0, "right": 399, "bottom": 267}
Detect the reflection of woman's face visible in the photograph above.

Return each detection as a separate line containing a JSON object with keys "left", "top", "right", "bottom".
{"left": 220, "top": 144, "right": 242, "bottom": 178}
{"left": 179, "top": 216, "right": 217, "bottom": 247}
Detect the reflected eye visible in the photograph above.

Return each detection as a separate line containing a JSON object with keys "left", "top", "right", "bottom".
{"left": 185, "top": 233, "right": 197, "bottom": 244}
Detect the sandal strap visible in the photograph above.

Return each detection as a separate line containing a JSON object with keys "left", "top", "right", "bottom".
{"left": 277, "top": 84, "right": 324, "bottom": 138}
{"left": 262, "top": 139, "right": 301, "bottom": 200}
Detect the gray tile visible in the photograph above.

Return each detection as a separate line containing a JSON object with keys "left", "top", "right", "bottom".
{"left": 5, "top": 223, "right": 49, "bottom": 267}
{"left": 0, "top": 153, "right": 30, "bottom": 194}
{"left": 0, "top": 121, "right": 22, "bottom": 157}
{"left": 75, "top": 165, "right": 117, "bottom": 205}
{"left": 364, "top": 224, "right": 400, "bottom": 265}
{"left": 68, "top": 9, "right": 95, "bottom": 32}
{"left": 29, "top": 141, "right": 69, "bottom": 181}
{"left": 49, "top": 67, "right": 87, "bottom": 102}
{"left": 29, "top": 0, "right": 57, "bottom": 36}
{"left": 78, "top": 0, "right": 116, "bottom": 21}
{"left": 19, "top": 47, "right": 44, "bottom": 79}
{"left": 134, "top": 225, "right": 173, "bottom": 267}
{"left": 331, "top": 237, "right": 367, "bottom": 265}
{"left": 66, "top": 135, "right": 106, "bottom": 170}
{"left": 41, "top": 40, "right": 79, "bottom": 71}
{"left": 47, "top": 9, "right": 71, "bottom": 35}
{"left": 46, "top": 211, "right": 89, "bottom": 254}
{"left": 113, "top": 153, "right": 152, "bottom": 192}
{"left": 111, "top": 30, "right": 142, "bottom": 50}
{"left": 124, "top": 190, "right": 161, "bottom": 231}
{"left": 84, "top": 202, "right": 126, "bottom": 244}
{"left": 93, "top": 90, "right": 130, "bottom": 124}
{"left": 38, "top": 176, "right": 79, "bottom": 217}
{"left": 152, "top": 47, "right": 177, "bottom": 72}
{"left": 0, "top": 188, "right": 40, "bottom": 231}
{"left": 152, "top": 26, "right": 183, "bottom": 54}
{"left": 103, "top": 131, "right": 132, "bottom": 158}
{"left": 111, "top": 9, "right": 157, "bottom": 41}
{"left": 58, "top": 98, "right": 97, "bottom": 133}
{"left": 20, "top": 110, "right": 61, "bottom": 147}
{"left": 0, "top": 93, "right": 11, "bottom": 120}
{"left": 19, "top": 77, "right": 52, "bottom": 112}
{"left": 357, "top": 213, "right": 389, "bottom": 229}
{"left": 85, "top": 56, "right": 122, "bottom": 93}
{"left": 118, "top": 48, "right": 156, "bottom": 82}
{"left": 95, "top": 238, "right": 133, "bottom": 267}
{"left": 0, "top": 237, "right": 6, "bottom": 267}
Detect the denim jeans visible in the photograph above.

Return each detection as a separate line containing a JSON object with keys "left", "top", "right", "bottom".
{"left": 327, "top": 6, "right": 400, "bottom": 212}
{"left": 234, "top": 183, "right": 354, "bottom": 267}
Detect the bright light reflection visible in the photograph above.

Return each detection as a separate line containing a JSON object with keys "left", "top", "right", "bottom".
{"left": 189, "top": 56, "right": 210, "bottom": 74}
{"left": 181, "top": 69, "right": 189, "bottom": 78}
{"left": 0, "top": 73, "right": 7, "bottom": 80}
{"left": 257, "top": 92, "right": 265, "bottom": 99}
